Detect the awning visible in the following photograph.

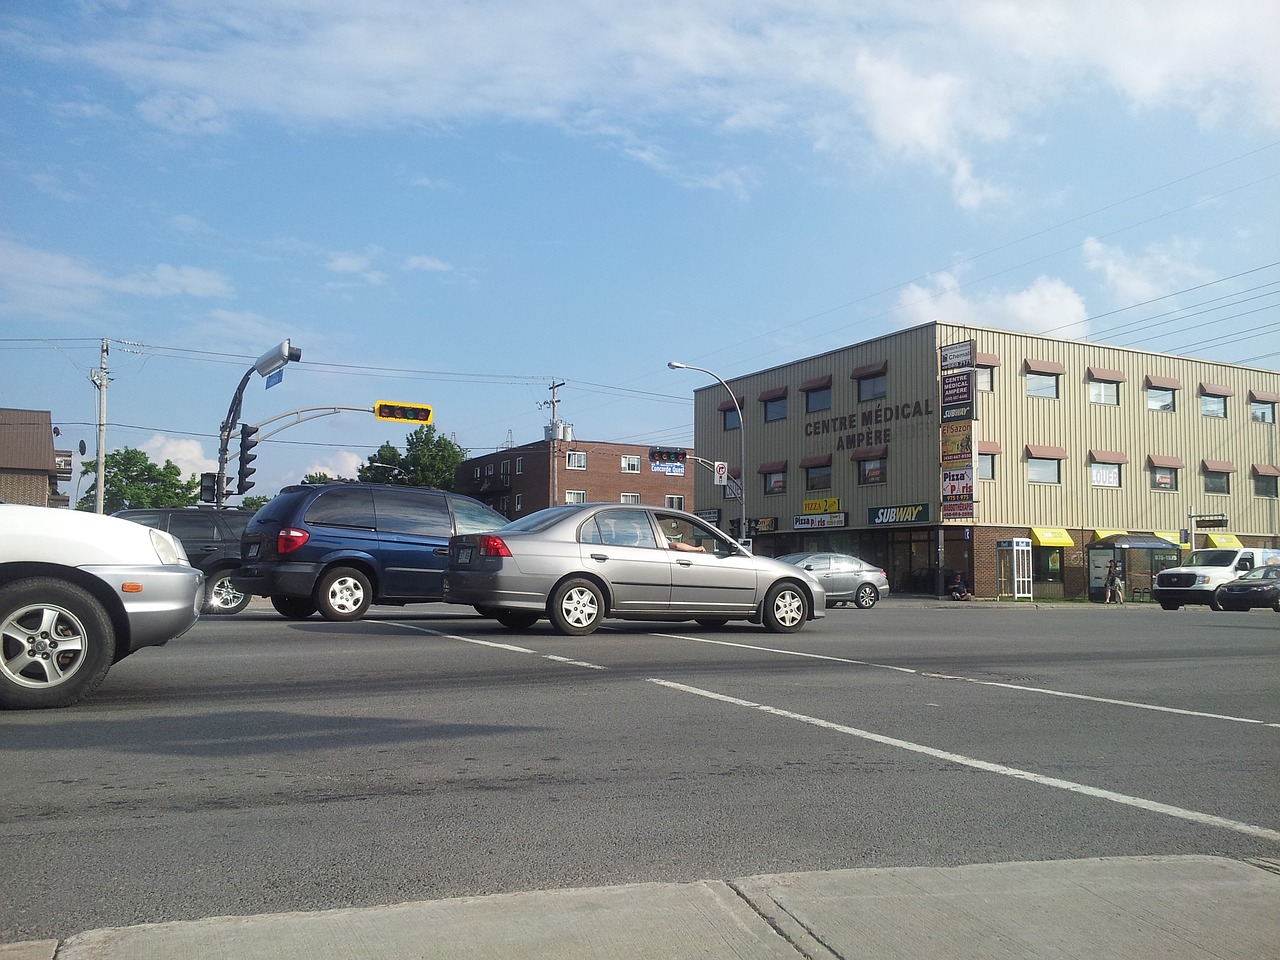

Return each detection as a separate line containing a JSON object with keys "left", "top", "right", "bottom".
{"left": 1093, "top": 529, "right": 1128, "bottom": 540}
{"left": 1031, "top": 527, "right": 1074, "bottom": 547}
{"left": 1205, "top": 533, "right": 1244, "bottom": 548}
{"left": 1154, "top": 530, "right": 1188, "bottom": 548}
{"left": 1090, "top": 532, "right": 1182, "bottom": 549}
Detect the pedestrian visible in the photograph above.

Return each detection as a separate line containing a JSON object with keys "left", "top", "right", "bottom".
{"left": 1104, "top": 559, "right": 1124, "bottom": 604}
{"left": 949, "top": 573, "right": 973, "bottom": 601}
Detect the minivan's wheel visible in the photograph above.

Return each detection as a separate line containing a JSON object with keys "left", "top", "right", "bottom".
{"left": 316, "top": 567, "right": 372, "bottom": 622}
{"left": 853, "top": 583, "right": 879, "bottom": 609}
{"left": 204, "top": 573, "right": 251, "bottom": 615}
{"left": 763, "top": 581, "right": 808, "bottom": 633}
{"left": 271, "top": 595, "right": 318, "bottom": 619}
{"left": 495, "top": 610, "right": 540, "bottom": 630}
{"left": 0, "top": 578, "right": 116, "bottom": 710}
{"left": 549, "top": 579, "right": 604, "bottom": 636}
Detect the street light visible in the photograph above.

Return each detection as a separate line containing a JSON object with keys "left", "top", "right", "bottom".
{"left": 217, "top": 339, "right": 302, "bottom": 507}
{"left": 668, "top": 361, "right": 747, "bottom": 541}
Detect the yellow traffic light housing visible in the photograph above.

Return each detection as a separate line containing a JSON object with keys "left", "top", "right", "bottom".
{"left": 374, "top": 401, "right": 434, "bottom": 424}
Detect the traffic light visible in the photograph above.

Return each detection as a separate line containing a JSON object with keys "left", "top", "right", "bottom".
{"left": 374, "top": 401, "right": 434, "bottom": 424}
{"left": 648, "top": 447, "right": 687, "bottom": 464}
{"left": 200, "top": 472, "right": 218, "bottom": 503}
{"left": 237, "top": 423, "right": 259, "bottom": 495}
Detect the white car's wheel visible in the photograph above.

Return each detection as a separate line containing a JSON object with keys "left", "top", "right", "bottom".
{"left": 0, "top": 578, "right": 116, "bottom": 710}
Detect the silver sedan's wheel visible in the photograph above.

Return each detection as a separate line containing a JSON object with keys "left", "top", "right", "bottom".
{"left": 316, "top": 567, "right": 372, "bottom": 622}
{"left": 549, "top": 578, "right": 603, "bottom": 636}
{"left": 204, "top": 573, "right": 251, "bottom": 615}
{"left": 853, "top": 583, "right": 878, "bottom": 609}
{"left": 0, "top": 578, "right": 116, "bottom": 709}
{"left": 763, "top": 581, "right": 808, "bottom": 633}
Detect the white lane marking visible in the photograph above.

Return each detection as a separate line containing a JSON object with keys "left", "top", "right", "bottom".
{"left": 647, "top": 679, "right": 1280, "bottom": 843}
{"left": 545, "top": 655, "right": 608, "bottom": 670}
{"left": 389, "top": 623, "right": 607, "bottom": 670}
{"left": 656, "top": 633, "right": 1277, "bottom": 728}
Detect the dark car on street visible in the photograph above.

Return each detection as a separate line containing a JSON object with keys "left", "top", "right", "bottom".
{"left": 231, "top": 482, "right": 508, "bottom": 621}
{"left": 444, "top": 503, "right": 825, "bottom": 635}
{"left": 116, "top": 506, "right": 253, "bottom": 615}
{"left": 1214, "top": 564, "right": 1280, "bottom": 612}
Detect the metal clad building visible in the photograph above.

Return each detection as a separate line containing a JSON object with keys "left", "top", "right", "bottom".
{"left": 686, "top": 322, "right": 1280, "bottom": 600}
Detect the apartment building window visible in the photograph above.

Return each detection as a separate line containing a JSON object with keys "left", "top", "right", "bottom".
{"left": 858, "top": 458, "right": 886, "bottom": 485}
{"left": 1090, "top": 450, "right": 1126, "bottom": 488}
{"left": 473, "top": 466, "right": 481, "bottom": 480}
{"left": 500, "top": 459, "right": 511, "bottom": 478}
{"left": 565, "top": 490, "right": 587, "bottom": 503}
{"left": 759, "top": 387, "right": 788, "bottom": 422}
{"left": 1025, "top": 359, "right": 1064, "bottom": 399}
{"left": 621, "top": 492, "right": 641, "bottom": 504}
{"left": 566, "top": 451, "right": 587, "bottom": 470}
{"left": 485, "top": 463, "right": 494, "bottom": 476}
{"left": 801, "top": 375, "right": 832, "bottom": 413}
{"left": 514, "top": 493, "right": 523, "bottom": 512}
{"left": 1148, "top": 455, "right": 1182, "bottom": 492}
{"left": 1088, "top": 367, "right": 1124, "bottom": 405}
{"left": 1026, "top": 445, "right": 1067, "bottom": 484}
{"left": 852, "top": 362, "right": 888, "bottom": 402}
{"left": 1202, "top": 459, "right": 1233, "bottom": 495}
{"left": 620, "top": 455, "right": 641, "bottom": 473}
{"left": 760, "top": 460, "right": 787, "bottom": 495}
{"left": 1146, "top": 375, "right": 1180, "bottom": 412}
{"left": 665, "top": 495, "right": 685, "bottom": 510}
{"left": 719, "top": 398, "right": 742, "bottom": 431}
{"left": 515, "top": 457, "right": 523, "bottom": 475}
{"left": 975, "top": 353, "right": 999, "bottom": 393}
{"left": 1253, "top": 465, "right": 1279, "bottom": 498}
{"left": 1200, "top": 382, "right": 1232, "bottom": 418}
{"left": 1249, "top": 390, "right": 1277, "bottom": 423}
{"left": 977, "top": 440, "right": 1000, "bottom": 481}
{"left": 500, "top": 495, "right": 510, "bottom": 512}
{"left": 805, "top": 464, "right": 832, "bottom": 491}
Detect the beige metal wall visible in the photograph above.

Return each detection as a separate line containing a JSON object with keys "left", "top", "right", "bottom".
{"left": 689, "top": 322, "right": 1280, "bottom": 540}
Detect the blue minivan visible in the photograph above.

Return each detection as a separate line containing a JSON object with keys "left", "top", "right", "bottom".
{"left": 232, "top": 482, "right": 508, "bottom": 621}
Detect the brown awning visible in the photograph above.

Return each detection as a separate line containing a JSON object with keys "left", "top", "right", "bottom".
{"left": 977, "top": 440, "right": 1001, "bottom": 455}
{"left": 850, "top": 361, "right": 888, "bottom": 380}
{"left": 1145, "top": 374, "right": 1181, "bottom": 390}
{"left": 799, "top": 375, "right": 832, "bottom": 392}
{"left": 799, "top": 454, "right": 832, "bottom": 468}
{"left": 757, "top": 386, "right": 788, "bottom": 402}
{"left": 848, "top": 445, "right": 888, "bottom": 461}
{"left": 1252, "top": 464, "right": 1280, "bottom": 477}
{"left": 716, "top": 397, "right": 744, "bottom": 412}
{"left": 1089, "top": 449, "right": 1128, "bottom": 464}
{"left": 758, "top": 460, "right": 788, "bottom": 474}
{"left": 1087, "top": 367, "right": 1126, "bottom": 383}
{"left": 975, "top": 352, "right": 999, "bottom": 368}
{"left": 1249, "top": 389, "right": 1280, "bottom": 404}
{"left": 1147, "top": 454, "right": 1184, "bottom": 469}
{"left": 1200, "top": 382, "right": 1234, "bottom": 397}
{"left": 1024, "top": 358, "right": 1065, "bottom": 375}
{"left": 1202, "top": 459, "right": 1236, "bottom": 473}
{"left": 1026, "top": 444, "right": 1068, "bottom": 460}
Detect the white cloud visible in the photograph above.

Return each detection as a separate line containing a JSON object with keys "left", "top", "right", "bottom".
{"left": 1081, "top": 237, "right": 1216, "bottom": 308}
{"left": 304, "top": 450, "right": 363, "bottom": 481}
{"left": 136, "top": 92, "right": 230, "bottom": 135}
{"left": 114, "top": 263, "right": 233, "bottom": 298}
{"left": 140, "top": 434, "right": 217, "bottom": 480}
{"left": 325, "top": 249, "right": 388, "bottom": 286}
{"left": 404, "top": 255, "right": 452, "bottom": 273}
{"left": 895, "top": 272, "right": 1088, "bottom": 337}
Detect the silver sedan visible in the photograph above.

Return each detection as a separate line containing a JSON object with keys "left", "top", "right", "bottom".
{"left": 776, "top": 552, "right": 889, "bottom": 608}
{"left": 444, "top": 504, "right": 825, "bottom": 635}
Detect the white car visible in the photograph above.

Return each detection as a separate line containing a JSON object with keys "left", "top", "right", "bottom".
{"left": 0, "top": 504, "right": 204, "bottom": 709}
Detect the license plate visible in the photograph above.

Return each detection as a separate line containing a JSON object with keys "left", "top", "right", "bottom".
{"left": 247, "top": 543, "right": 259, "bottom": 558}
{"left": 457, "top": 547, "right": 473, "bottom": 564}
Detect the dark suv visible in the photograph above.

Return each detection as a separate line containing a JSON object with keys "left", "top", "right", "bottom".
{"left": 115, "top": 506, "right": 253, "bottom": 614}
{"left": 231, "top": 482, "right": 508, "bottom": 621}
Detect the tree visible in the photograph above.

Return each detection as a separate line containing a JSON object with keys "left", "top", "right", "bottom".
{"left": 358, "top": 425, "right": 465, "bottom": 490}
{"left": 240, "top": 494, "right": 270, "bottom": 512}
{"left": 77, "top": 447, "right": 200, "bottom": 513}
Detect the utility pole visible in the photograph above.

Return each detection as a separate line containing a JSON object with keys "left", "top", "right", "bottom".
{"left": 89, "top": 339, "right": 109, "bottom": 514}
{"left": 539, "top": 380, "right": 566, "bottom": 507}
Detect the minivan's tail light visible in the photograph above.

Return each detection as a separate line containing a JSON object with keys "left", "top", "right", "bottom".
{"left": 277, "top": 527, "right": 311, "bottom": 555}
{"left": 476, "top": 534, "right": 512, "bottom": 558}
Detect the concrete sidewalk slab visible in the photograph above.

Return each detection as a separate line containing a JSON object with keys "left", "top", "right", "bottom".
{"left": 34, "top": 856, "right": 1280, "bottom": 960}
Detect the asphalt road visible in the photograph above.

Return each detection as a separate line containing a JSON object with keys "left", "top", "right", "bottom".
{"left": 2, "top": 598, "right": 1277, "bottom": 943}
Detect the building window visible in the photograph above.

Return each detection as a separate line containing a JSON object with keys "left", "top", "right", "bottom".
{"left": 1028, "top": 457, "right": 1061, "bottom": 484}
{"left": 763, "top": 471, "right": 786, "bottom": 495}
{"left": 500, "top": 495, "right": 510, "bottom": 512}
{"left": 1254, "top": 471, "right": 1279, "bottom": 498}
{"left": 515, "top": 457, "right": 523, "bottom": 475}
{"left": 722, "top": 407, "right": 741, "bottom": 431}
{"left": 805, "top": 386, "right": 831, "bottom": 413}
{"left": 621, "top": 492, "right": 641, "bottom": 504}
{"left": 1089, "top": 380, "right": 1119, "bottom": 405}
{"left": 621, "top": 455, "right": 641, "bottom": 473}
{"left": 514, "top": 493, "right": 523, "bottom": 511}
{"left": 858, "top": 458, "right": 886, "bottom": 485}
{"left": 1091, "top": 462, "right": 1121, "bottom": 487}
{"left": 805, "top": 464, "right": 832, "bottom": 490}
{"left": 764, "top": 396, "right": 787, "bottom": 421}
{"left": 1204, "top": 471, "right": 1230, "bottom": 495}
{"left": 978, "top": 453, "right": 995, "bottom": 480}
{"left": 473, "top": 466, "right": 481, "bottom": 480}
{"left": 566, "top": 451, "right": 587, "bottom": 470}
{"left": 1251, "top": 399, "right": 1276, "bottom": 423}
{"left": 485, "top": 463, "right": 494, "bottom": 475}
{"left": 1148, "top": 387, "right": 1176, "bottom": 412}
{"left": 666, "top": 495, "right": 685, "bottom": 510}
{"left": 974, "top": 367, "right": 994, "bottom": 392}
{"left": 500, "top": 460, "right": 510, "bottom": 478}
{"left": 1151, "top": 466, "right": 1178, "bottom": 492}
{"left": 1027, "top": 372, "right": 1059, "bottom": 399}
{"left": 1201, "top": 394, "right": 1227, "bottom": 418}
{"left": 1033, "top": 547, "right": 1064, "bottom": 584}
{"left": 565, "top": 489, "right": 587, "bottom": 504}
{"left": 856, "top": 374, "right": 887, "bottom": 402}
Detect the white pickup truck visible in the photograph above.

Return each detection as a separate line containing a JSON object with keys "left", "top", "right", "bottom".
{"left": 1151, "top": 547, "right": 1280, "bottom": 610}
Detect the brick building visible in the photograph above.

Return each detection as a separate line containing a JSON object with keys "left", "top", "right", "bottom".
{"left": 0, "top": 408, "right": 72, "bottom": 508}
{"left": 454, "top": 424, "right": 697, "bottom": 521}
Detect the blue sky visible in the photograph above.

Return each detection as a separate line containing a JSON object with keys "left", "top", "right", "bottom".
{"left": 2, "top": 0, "right": 1278, "bottom": 501}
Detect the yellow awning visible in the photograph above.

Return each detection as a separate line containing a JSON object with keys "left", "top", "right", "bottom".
{"left": 1204, "top": 532, "right": 1243, "bottom": 548}
{"left": 1031, "top": 527, "right": 1074, "bottom": 547}
{"left": 1154, "top": 531, "right": 1187, "bottom": 548}
{"left": 1093, "top": 529, "right": 1128, "bottom": 540}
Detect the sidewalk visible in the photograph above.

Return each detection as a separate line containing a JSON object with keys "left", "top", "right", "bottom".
{"left": 6, "top": 856, "right": 1277, "bottom": 960}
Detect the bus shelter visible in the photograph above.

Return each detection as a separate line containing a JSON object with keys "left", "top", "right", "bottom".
{"left": 1086, "top": 532, "right": 1183, "bottom": 602}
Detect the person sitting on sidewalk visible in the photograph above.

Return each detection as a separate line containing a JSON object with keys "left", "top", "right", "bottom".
{"left": 949, "top": 574, "right": 973, "bottom": 601}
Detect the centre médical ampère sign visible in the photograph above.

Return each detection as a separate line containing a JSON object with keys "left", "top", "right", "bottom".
{"left": 802, "top": 397, "right": 935, "bottom": 451}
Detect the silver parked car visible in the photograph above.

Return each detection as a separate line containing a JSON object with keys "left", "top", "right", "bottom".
{"left": 444, "top": 503, "right": 825, "bottom": 635}
{"left": 776, "top": 552, "right": 889, "bottom": 608}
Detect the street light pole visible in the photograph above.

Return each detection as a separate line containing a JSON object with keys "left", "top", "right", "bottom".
{"left": 217, "top": 339, "right": 301, "bottom": 507}
{"left": 668, "top": 361, "right": 748, "bottom": 541}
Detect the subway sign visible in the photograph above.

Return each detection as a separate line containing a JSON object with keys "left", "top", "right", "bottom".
{"left": 868, "top": 503, "right": 931, "bottom": 525}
